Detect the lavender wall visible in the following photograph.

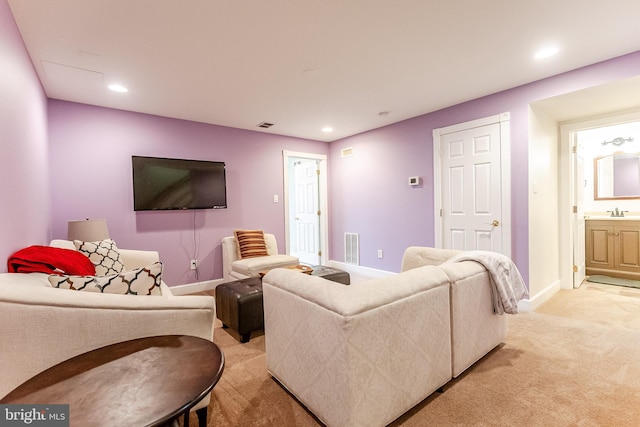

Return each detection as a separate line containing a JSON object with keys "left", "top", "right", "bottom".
{"left": 329, "top": 51, "right": 640, "bottom": 282}
{"left": 0, "top": 0, "right": 50, "bottom": 272}
{"left": 48, "top": 101, "right": 328, "bottom": 285}
{"left": 6, "top": 0, "right": 640, "bottom": 288}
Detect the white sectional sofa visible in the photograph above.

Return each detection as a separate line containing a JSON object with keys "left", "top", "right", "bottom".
{"left": 262, "top": 246, "right": 516, "bottom": 427}
{"left": 402, "top": 246, "right": 508, "bottom": 377}
{"left": 0, "top": 240, "right": 216, "bottom": 423}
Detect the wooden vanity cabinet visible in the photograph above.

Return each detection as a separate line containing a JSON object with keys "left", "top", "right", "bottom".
{"left": 585, "top": 219, "right": 640, "bottom": 280}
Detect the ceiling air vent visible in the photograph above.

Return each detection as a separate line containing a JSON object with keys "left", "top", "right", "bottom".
{"left": 257, "top": 122, "right": 274, "bottom": 129}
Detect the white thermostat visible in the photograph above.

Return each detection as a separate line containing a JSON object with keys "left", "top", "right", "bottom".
{"left": 408, "top": 176, "right": 420, "bottom": 186}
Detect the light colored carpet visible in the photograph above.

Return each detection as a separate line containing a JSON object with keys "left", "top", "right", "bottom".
{"left": 187, "top": 283, "right": 640, "bottom": 427}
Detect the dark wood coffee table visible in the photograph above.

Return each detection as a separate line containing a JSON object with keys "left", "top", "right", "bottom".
{"left": 0, "top": 335, "right": 224, "bottom": 427}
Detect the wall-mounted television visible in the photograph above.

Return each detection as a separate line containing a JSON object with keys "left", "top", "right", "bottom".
{"left": 132, "top": 156, "right": 227, "bottom": 211}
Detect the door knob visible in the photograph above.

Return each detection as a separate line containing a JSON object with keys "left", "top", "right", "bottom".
{"left": 492, "top": 220, "right": 500, "bottom": 227}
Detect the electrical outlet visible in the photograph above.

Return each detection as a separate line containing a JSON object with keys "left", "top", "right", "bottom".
{"left": 377, "top": 249, "right": 383, "bottom": 259}
{"left": 190, "top": 259, "right": 197, "bottom": 270}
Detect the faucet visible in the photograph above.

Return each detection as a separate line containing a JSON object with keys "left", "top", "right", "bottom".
{"left": 608, "top": 208, "right": 628, "bottom": 217}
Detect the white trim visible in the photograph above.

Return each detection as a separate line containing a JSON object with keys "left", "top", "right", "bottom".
{"left": 433, "top": 113, "right": 511, "bottom": 256}
{"left": 499, "top": 116, "right": 512, "bottom": 257}
{"left": 282, "top": 150, "right": 329, "bottom": 265}
{"left": 433, "top": 129, "right": 443, "bottom": 248}
{"left": 559, "top": 109, "right": 640, "bottom": 290}
{"left": 517, "top": 279, "right": 561, "bottom": 312}
{"left": 168, "top": 279, "right": 223, "bottom": 295}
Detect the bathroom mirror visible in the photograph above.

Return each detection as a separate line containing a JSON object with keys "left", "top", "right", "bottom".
{"left": 594, "top": 152, "right": 640, "bottom": 200}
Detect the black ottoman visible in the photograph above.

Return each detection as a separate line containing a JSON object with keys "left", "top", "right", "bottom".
{"left": 215, "top": 277, "right": 263, "bottom": 343}
{"left": 311, "top": 266, "right": 350, "bottom": 285}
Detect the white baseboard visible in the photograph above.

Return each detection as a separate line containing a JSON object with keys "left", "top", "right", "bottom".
{"left": 168, "top": 278, "right": 224, "bottom": 295}
{"left": 518, "top": 280, "right": 561, "bottom": 312}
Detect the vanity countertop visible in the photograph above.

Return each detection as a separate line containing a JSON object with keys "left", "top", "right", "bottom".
{"left": 585, "top": 211, "right": 640, "bottom": 220}
{"left": 585, "top": 216, "right": 640, "bottom": 221}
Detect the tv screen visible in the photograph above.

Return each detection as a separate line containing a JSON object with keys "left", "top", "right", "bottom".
{"left": 132, "top": 156, "right": 227, "bottom": 211}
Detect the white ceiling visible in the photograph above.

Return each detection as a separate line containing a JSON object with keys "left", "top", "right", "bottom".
{"left": 8, "top": 0, "right": 640, "bottom": 142}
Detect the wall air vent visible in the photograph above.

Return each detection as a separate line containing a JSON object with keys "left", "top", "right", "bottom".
{"left": 257, "top": 122, "right": 274, "bottom": 129}
{"left": 344, "top": 232, "right": 359, "bottom": 265}
{"left": 341, "top": 147, "right": 353, "bottom": 158}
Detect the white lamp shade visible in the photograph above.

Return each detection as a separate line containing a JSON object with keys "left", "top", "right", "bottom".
{"left": 68, "top": 219, "right": 110, "bottom": 242}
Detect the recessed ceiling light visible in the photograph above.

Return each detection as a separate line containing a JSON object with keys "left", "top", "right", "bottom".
{"left": 322, "top": 126, "right": 333, "bottom": 133}
{"left": 108, "top": 83, "right": 128, "bottom": 93}
{"left": 534, "top": 47, "right": 559, "bottom": 60}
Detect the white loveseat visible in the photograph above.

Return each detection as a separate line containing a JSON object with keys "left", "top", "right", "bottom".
{"left": 262, "top": 246, "right": 513, "bottom": 427}
{"left": 0, "top": 240, "right": 216, "bottom": 424}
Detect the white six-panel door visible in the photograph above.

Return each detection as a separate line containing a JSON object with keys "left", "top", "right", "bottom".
{"left": 434, "top": 113, "right": 511, "bottom": 256}
{"left": 291, "top": 159, "right": 320, "bottom": 265}
{"left": 283, "top": 150, "right": 328, "bottom": 267}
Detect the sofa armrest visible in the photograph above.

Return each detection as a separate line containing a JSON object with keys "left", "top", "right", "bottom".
{"left": 264, "top": 265, "right": 449, "bottom": 316}
{"left": 221, "top": 236, "right": 238, "bottom": 280}
{"left": 401, "top": 246, "right": 462, "bottom": 272}
{"left": 0, "top": 283, "right": 215, "bottom": 399}
{"left": 263, "top": 266, "right": 452, "bottom": 427}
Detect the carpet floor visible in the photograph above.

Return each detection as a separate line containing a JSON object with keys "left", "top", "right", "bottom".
{"left": 185, "top": 283, "right": 640, "bottom": 427}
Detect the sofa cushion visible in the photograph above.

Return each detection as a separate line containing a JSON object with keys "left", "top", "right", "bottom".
{"left": 74, "top": 239, "right": 125, "bottom": 276}
{"left": 231, "top": 255, "right": 299, "bottom": 276}
{"left": 48, "top": 262, "right": 163, "bottom": 296}
{"left": 234, "top": 229, "right": 269, "bottom": 259}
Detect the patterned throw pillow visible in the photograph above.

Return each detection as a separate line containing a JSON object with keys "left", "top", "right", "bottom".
{"left": 234, "top": 229, "right": 268, "bottom": 259}
{"left": 74, "top": 239, "right": 125, "bottom": 276}
{"left": 48, "top": 262, "right": 163, "bottom": 296}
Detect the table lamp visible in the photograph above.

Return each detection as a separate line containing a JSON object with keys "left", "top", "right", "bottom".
{"left": 68, "top": 219, "right": 110, "bottom": 242}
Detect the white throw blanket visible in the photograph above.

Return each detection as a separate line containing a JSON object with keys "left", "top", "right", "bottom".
{"left": 445, "top": 251, "right": 529, "bottom": 314}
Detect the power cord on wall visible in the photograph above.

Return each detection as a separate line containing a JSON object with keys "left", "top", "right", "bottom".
{"left": 192, "top": 209, "right": 199, "bottom": 281}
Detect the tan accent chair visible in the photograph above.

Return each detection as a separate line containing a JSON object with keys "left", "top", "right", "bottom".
{"left": 0, "top": 240, "right": 216, "bottom": 427}
{"left": 221, "top": 233, "right": 299, "bottom": 281}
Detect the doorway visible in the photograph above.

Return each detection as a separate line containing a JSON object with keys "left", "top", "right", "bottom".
{"left": 560, "top": 110, "right": 640, "bottom": 289}
{"left": 433, "top": 113, "right": 512, "bottom": 255}
{"left": 283, "top": 150, "right": 328, "bottom": 266}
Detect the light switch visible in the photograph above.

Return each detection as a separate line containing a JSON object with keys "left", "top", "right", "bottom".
{"left": 273, "top": 194, "right": 279, "bottom": 203}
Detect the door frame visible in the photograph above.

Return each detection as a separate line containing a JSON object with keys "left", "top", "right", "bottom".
{"left": 433, "top": 112, "right": 512, "bottom": 256}
{"left": 559, "top": 109, "right": 640, "bottom": 289}
{"left": 282, "top": 150, "right": 328, "bottom": 266}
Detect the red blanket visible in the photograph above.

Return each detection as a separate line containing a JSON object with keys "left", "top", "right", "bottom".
{"left": 7, "top": 245, "right": 96, "bottom": 276}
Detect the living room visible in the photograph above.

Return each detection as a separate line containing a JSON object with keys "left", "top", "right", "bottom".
{"left": 3, "top": 1, "right": 640, "bottom": 300}
{"left": 2, "top": 1, "right": 640, "bottom": 424}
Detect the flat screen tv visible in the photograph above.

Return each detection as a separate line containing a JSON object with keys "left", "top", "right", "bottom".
{"left": 132, "top": 156, "right": 227, "bottom": 211}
